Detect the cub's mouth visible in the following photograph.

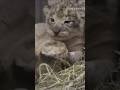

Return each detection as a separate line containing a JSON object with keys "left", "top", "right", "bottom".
{"left": 53, "top": 30, "right": 71, "bottom": 41}
{"left": 52, "top": 26, "right": 71, "bottom": 38}
{"left": 57, "top": 31, "right": 69, "bottom": 37}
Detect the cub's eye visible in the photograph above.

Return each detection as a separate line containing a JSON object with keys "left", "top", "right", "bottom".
{"left": 50, "top": 18, "right": 55, "bottom": 22}
{"left": 64, "top": 20, "right": 75, "bottom": 24}
{"left": 64, "top": 21, "right": 71, "bottom": 24}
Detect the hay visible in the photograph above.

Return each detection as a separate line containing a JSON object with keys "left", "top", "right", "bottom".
{"left": 35, "top": 60, "right": 85, "bottom": 90}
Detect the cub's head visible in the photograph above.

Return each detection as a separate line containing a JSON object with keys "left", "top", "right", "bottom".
{"left": 43, "top": 0, "right": 85, "bottom": 39}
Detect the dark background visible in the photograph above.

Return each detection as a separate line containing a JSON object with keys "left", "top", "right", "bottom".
{"left": 0, "top": 0, "right": 34, "bottom": 90}
{"left": 86, "top": 0, "right": 120, "bottom": 90}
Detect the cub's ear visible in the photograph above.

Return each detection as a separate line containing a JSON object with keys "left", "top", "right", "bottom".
{"left": 43, "top": 6, "right": 50, "bottom": 16}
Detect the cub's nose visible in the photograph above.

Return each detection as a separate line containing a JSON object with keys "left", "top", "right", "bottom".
{"left": 53, "top": 29, "right": 60, "bottom": 36}
{"left": 54, "top": 31, "right": 60, "bottom": 36}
